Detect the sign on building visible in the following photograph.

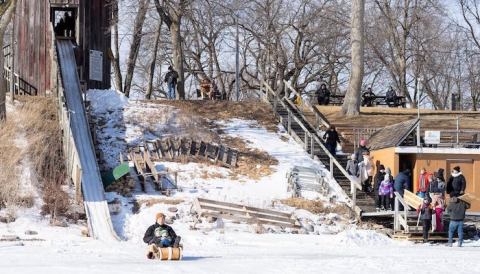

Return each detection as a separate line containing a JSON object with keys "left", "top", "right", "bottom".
{"left": 424, "top": 131, "right": 441, "bottom": 144}
{"left": 89, "top": 50, "right": 103, "bottom": 82}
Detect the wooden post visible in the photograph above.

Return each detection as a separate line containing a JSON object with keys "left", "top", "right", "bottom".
{"left": 403, "top": 199, "right": 408, "bottom": 233}
{"left": 456, "top": 116, "right": 459, "bottom": 146}
{"left": 304, "top": 132, "right": 308, "bottom": 150}
{"left": 351, "top": 180, "right": 356, "bottom": 219}
{"left": 329, "top": 157, "right": 334, "bottom": 178}
{"left": 310, "top": 137, "right": 314, "bottom": 158}
{"left": 394, "top": 194, "right": 399, "bottom": 232}
{"left": 287, "top": 112, "right": 291, "bottom": 133}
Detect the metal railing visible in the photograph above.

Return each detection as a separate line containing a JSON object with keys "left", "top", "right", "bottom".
{"left": 261, "top": 81, "right": 362, "bottom": 216}
{"left": 3, "top": 45, "right": 39, "bottom": 96}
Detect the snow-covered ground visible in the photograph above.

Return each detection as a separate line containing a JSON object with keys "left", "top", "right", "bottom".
{"left": 2, "top": 91, "right": 480, "bottom": 273}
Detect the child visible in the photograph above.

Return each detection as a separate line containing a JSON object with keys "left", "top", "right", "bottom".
{"left": 417, "top": 198, "right": 433, "bottom": 243}
{"left": 378, "top": 174, "right": 394, "bottom": 211}
{"left": 430, "top": 172, "right": 446, "bottom": 232}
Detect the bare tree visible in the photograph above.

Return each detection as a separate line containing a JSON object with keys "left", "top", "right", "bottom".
{"left": 153, "top": 0, "right": 191, "bottom": 99}
{"left": 110, "top": 0, "right": 123, "bottom": 93}
{"left": 342, "top": 0, "right": 365, "bottom": 116}
{"left": 123, "top": 0, "right": 150, "bottom": 97}
{"left": 0, "top": 0, "right": 16, "bottom": 122}
{"left": 145, "top": 20, "right": 163, "bottom": 99}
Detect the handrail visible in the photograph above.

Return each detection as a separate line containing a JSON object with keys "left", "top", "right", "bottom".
{"left": 393, "top": 192, "right": 410, "bottom": 233}
{"left": 283, "top": 80, "right": 331, "bottom": 129}
{"left": 261, "top": 81, "right": 362, "bottom": 217}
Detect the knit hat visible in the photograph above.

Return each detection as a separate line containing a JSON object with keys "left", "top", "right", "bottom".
{"left": 155, "top": 212, "right": 165, "bottom": 220}
{"left": 453, "top": 166, "right": 461, "bottom": 172}
{"left": 360, "top": 139, "right": 367, "bottom": 146}
{"left": 351, "top": 154, "right": 356, "bottom": 160}
{"left": 379, "top": 164, "right": 385, "bottom": 171}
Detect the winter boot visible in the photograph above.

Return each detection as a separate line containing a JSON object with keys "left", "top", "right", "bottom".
{"left": 173, "top": 236, "right": 181, "bottom": 248}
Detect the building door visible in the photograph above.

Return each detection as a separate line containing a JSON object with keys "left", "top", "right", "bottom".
{"left": 446, "top": 159, "right": 477, "bottom": 210}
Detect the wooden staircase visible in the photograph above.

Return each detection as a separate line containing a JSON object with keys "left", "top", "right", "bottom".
{"left": 261, "top": 82, "right": 377, "bottom": 215}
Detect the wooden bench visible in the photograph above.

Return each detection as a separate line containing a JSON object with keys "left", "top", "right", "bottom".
{"left": 193, "top": 198, "right": 301, "bottom": 228}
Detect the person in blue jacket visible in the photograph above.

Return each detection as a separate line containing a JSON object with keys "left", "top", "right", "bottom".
{"left": 394, "top": 168, "right": 411, "bottom": 197}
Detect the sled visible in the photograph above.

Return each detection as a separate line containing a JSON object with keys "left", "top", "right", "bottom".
{"left": 146, "top": 244, "right": 183, "bottom": 261}
{"left": 403, "top": 190, "right": 422, "bottom": 209}
{"left": 458, "top": 193, "right": 479, "bottom": 206}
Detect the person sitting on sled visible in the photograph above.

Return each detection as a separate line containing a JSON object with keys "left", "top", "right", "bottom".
{"left": 143, "top": 212, "right": 181, "bottom": 248}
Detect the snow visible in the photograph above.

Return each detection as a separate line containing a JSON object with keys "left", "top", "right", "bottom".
{"left": 3, "top": 91, "right": 480, "bottom": 273}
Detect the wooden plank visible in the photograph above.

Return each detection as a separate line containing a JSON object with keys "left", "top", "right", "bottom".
{"left": 199, "top": 205, "right": 295, "bottom": 224}
{"left": 200, "top": 211, "right": 299, "bottom": 228}
{"left": 403, "top": 190, "right": 422, "bottom": 209}
{"left": 459, "top": 193, "right": 480, "bottom": 205}
{"left": 197, "top": 198, "right": 293, "bottom": 218}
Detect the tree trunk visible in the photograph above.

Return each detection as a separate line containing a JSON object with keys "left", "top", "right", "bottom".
{"left": 123, "top": 0, "right": 149, "bottom": 98}
{"left": 146, "top": 20, "right": 162, "bottom": 100}
{"left": 171, "top": 20, "right": 185, "bottom": 99}
{"left": 111, "top": 0, "right": 123, "bottom": 93}
{"left": 0, "top": 0, "right": 16, "bottom": 122}
{"left": 342, "top": 0, "right": 365, "bottom": 117}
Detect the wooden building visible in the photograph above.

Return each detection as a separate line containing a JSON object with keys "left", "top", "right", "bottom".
{"left": 11, "top": 0, "right": 111, "bottom": 95}
{"left": 368, "top": 118, "right": 480, "bottom": 211}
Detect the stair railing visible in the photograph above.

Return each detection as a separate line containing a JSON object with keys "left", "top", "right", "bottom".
{"left": 394, "top": 192, "right": 410, "bottom": 233}
{"left": 261, "top": 81, "right": 362, "bottom": 217}
{"left": 283, "top": 80, "right": 330, "bottom": 130}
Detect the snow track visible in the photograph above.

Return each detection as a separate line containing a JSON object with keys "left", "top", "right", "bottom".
{"left": 57, "top": 40, "right": 118, "bottom": 241}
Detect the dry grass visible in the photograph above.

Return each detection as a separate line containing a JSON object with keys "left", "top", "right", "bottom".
{"left": 15, "top": 97, "right": 70, "bottom": 218}
{"left": 135, "top": 100, "right": 280, "bottom": 180}
{"left": 0, "top": 117, "right": 23, "bottom": 208}
{"left": 150, "top": 100, "right": 279, "bottom": 131}
{"left": 280, "top": 198, "right": 351, "bottom": 216}
{"left": 132, "top": 198, "right": 184, "bottom": 213}
{"left": 222, "top": 136, "right": 278, "bottom": 180}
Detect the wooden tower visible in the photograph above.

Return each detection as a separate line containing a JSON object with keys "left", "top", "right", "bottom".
{"left": 11, "top": 0, "right": 112, "bottom": 95}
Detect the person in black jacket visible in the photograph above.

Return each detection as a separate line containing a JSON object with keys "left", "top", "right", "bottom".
{"left": 143, "top": 212, "right": 180, "bottom": 248}
{"left": 317, "top": 84, "right": 330, "bottom": 105}
{"left": 446, "top": 166, "right": 466, "bottom": 197}
{"left": 164, "top": 66, "right": 179, "bottom": 100}
{"left": 354, "top": 139, "right": 370, "bottom": 163}
{"left": 447, "top": 197, "right": 470, "bottom": 247}
{"left": 323, "top": 125, "right": 340, "bottom": 157}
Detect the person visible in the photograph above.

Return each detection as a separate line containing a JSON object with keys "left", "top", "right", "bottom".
{"left": 55, "top": 17, "right": 66, "bottom": 36}
{"left": 65, "top": 12, "right": 75, "bottom": 38}
{"left": 358, "top": 151, "right": 373, "bottom": 192}
{"left": 211, "top": 81, "right": 221, "bottom": 100}
{"left": 199, "top": 78, "right": 211, "bottom": 99}
{"left": 446, "top": 196, "right": 470, "bottom": 247}
{"left": 379, "top": 174, "right": 394, "bottom": 211}
{"left": 394, "top": 168, "right": 411, "bottom": 198}
{"left": 385, "top": 86, "right": 397, "bottom": 107}
{"left": 416, "top": 168, "right": 432, "bottom": 198}
{"left": 373, "top": 164, "right": 387, "bottom": 211}
{"left": 164, "top": 66, "right": 179, "bottom": 100}
{"left": 323, "top": 126, "right": 341, "bottom": 157}
{"left": 417, "top": 197, "right": 433, "bottom": 243}
{"left": 430, "top": 174, "right": 445, "bottom": 232}
{"left": 317, "top": 83, "right": 330, "bottom": 105}
{"left": 143, "top": 212, "right": 181, "bottom": 248}
{"left": 446, "top": 166, "right": 466, "bottom": 197}
{"left": 346, "top": 154, "right": 359, "bottom": 177}
{"left": 361, "top": 87, "right": 376, "bottom": 107}
{"left": 354, "top": 139, "right": 370, "bottom": 163}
